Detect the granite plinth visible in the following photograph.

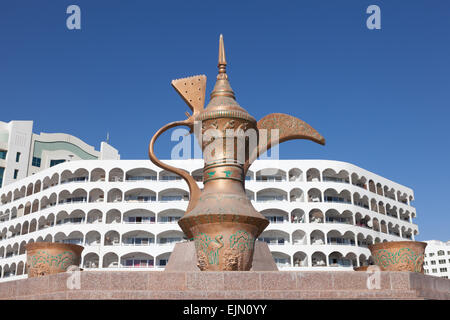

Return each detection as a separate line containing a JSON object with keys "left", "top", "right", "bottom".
{"left": 0, "top": 271, "right": 448, "bottom": 300}
{"left": 164, "top": 240, "right": 278, "bottom": 271}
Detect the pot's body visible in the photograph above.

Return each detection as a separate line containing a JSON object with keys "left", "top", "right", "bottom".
{"left": 179, "top": 175, "right": 268, "bottom": 271}
{"left": 368, "top": 241, "right": 427, "bottom": 273}
{"left": 26, "top": 242, "right": 84, "bottom": 277}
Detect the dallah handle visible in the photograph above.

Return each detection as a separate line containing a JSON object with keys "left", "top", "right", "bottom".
{"left": 148, "top": 120, "right": 201, "bottom": 214}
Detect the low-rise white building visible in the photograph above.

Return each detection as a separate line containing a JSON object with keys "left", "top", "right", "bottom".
{"left": 424, "top": 240, "right": 450, "bottom": 279}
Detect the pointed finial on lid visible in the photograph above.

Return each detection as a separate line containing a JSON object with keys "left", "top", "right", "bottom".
{"left": 217, "top": 34, "right": 227, "bottom": 79}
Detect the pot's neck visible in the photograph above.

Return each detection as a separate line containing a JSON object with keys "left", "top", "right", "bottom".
{"left": 202, "top": 160, "right": 245, "bottom": 192}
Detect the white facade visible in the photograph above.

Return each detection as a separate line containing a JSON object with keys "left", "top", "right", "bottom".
{"left": 0, "top": 120, "right": 119, "bottom": 188}
{"left": 0, "top": 158, "right": 419, "bottom": 282}
{"left": 424, "top": 240, "right": 450, "bottom": 279}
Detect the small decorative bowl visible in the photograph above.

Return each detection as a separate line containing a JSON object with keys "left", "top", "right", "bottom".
{"left": 368, "top": 241, "right": 427, "bottom": 273}
{"left": 26, "top": 242, "right": 84, "bottom": 278}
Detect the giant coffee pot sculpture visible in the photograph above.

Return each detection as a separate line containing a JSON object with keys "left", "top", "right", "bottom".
{"left": 149, "top": 35, "right": 325, "bottom": 271}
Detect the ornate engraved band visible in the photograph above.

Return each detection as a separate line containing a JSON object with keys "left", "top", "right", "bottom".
{"left": 196, "top": 110, "right": 256, "bottom": 123}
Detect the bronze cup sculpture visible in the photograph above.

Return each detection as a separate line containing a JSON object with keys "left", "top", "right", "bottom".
{"left": 149, "top": 35, "right": 325, "bottom": 271}
{"left": 26, "top": 242, "right": 83, "bottom": 277}
{"left": 369, "top": 241, "right": 427, "bottom": 273}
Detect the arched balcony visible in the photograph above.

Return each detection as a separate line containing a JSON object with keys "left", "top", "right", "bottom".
{"left": 357, "top": 233, "right": 373, "bottom": 248}
{"left": 256, "top": 188, "right": 287, "bottom": 202}
{"left": 397, "top": 191, "right": 408, "bottom": 205}
{"left": 56, "top": 210, "right": 85, "bottom": 225}
{"left": 255, "top": 168, "right": 286, "bottom": 182}
{"left": 380, "top": 220, "right": 387, "bottom": 234}
{"left": 261, "top": 209, "right": 288, "bottom": 224}
{"left": 388, "top": 223, "right": 400, "bottom": 237}
{"left": 322, "top": 169, "right": 349, "bottom": 184}
{"left": 324, "top": 189, "right": 351, "bottom": 204}
{"left": 121, "top": 252, "right": 154, "bottom": 268}
{"left": 34, "top": 180, "right": 41, "bottom": 194}
{"left": 104, "top": 231, "right": 120, "bottom": 246}
{"left": 258, "top": 230, "right": 289, "bottom": 245}
{"left": 309, "top": 209, "right": 324, "bottom": 223}
{"left": 125, "top": 168, "right": 157, "bottom": 182}
{"left": 157, "top": 230, "right": 184, "bottom": 245}
{"left": 108, "top": 168, "right": 124, "bottom": 182}
{"left": 378, "top": 201, "right": 386, "bottom": 214}
{"left": 384, "top": 186, "right": 396, "bottom": 201}
{"left": 289, "top": 188, "right": 304, "bottom": 202}
{"left": 355, "top": 212, "right": 371, "bottom": 229}
{"left": 399, "top": 210, "right": 411, "bottom": 222}
{"left": 311, "top": 252, "right": 327, "bottom": 266}
{"left": 376, "top": 183, "right": 383, "bottom": 196}
{"left": 328, "top": 252, "right": 357, "bottom": 268}
{"left": 43, "top": 173, "right": 59, "bottom": 190}
{"left": 156, "top": 252, "right": 171, "bottom": 268}
{"left": 157, "top": 209, "right": 183, "bottom": 224}
{"left": 310, "top": 230, "right": 325, "bottom": 245}
{"left": 85, "top": 231, "right": 101, "bottom": 246}
{"left": 124, "top": 209, "right": 155, "bottom": 224}
{"left": 159, "top": 170, "right": 183, "bottom": 181}
{"left": 372, "top": 218, "right": 380, "bottom": 232}
{"left": 325, "top": 209, "right": 352, "bottom": 225}
{"left": 38, "top": 214, "right": 55, "bottom": 230}
{"left": 306, "top": 168, "right": 320, "bottom": 182}
{"left": 89, "top": 188, "right": 104, "bottom": 203}
{"left": 107, "top": 188, "right": 122, "bottom": 203}
{"left": 59, "top": 231, "right": 84, "bottom": 245}
{"left": 58, "top": 189, "right": 87, "bottom": 205}
{"left": 353, "top": 193, "right": 369, "bottom": 209}
{"left": 271, "top": 252, "right": 291, "bottom": 268}
{"left": 61, "top": 168, "right": 88, "bottom": 184}
{"left": 291, "top": 209, "right": 305, "bottom": 223}
{"left": 307, "top": 188, "right": 322, "bottom": 202}
{"left": 40, "top": 193, "right": 57, "bottom": 210}
{"left": 105, "top": 209, "right": 121, "bottom": 224}
{"left": 102, "top": 252, "right": 119, "bottom": 268}
{"left": 158, "top": 188, "right": 189, "bottom": 202}
{"left": 26, "top": 183, "right": 33, "bottom": 197}
{"left": 292, "top": 230, "right": 307, "bottom": 245}
{"left": 386, "top": 204, "right": 398, "bottom": 219}
{"left": 83, "top": 253, "right": 100, "bottom": 269}
{"left": 122, "top": 230, "right": 155, "bottom": 246}
{"left": 288, "top": 168, "right": 303, "bottom": 182}
{"left": 327, "top": 230, "right": 355, "bottom": 246}
{"left": 124, "top": 188, "right": 156, "bottom": 203}
{"left": 359, "top": 254, "right": 370, "bottom": 266}
{"left": 293, "top": 251, "right": 308, "bottom": 267}
{"left": 86, "top": 209, "right": 102, "bottom": 224}
{"left": 90, "top": 168, "right": 105, "bottom": 182}
{"left": 351, "top": 173, "right": 367, "bottom": 190}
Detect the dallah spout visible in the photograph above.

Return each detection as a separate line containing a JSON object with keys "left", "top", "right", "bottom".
{"left": 244, "top": 113, "right": 325, "bottom": 174}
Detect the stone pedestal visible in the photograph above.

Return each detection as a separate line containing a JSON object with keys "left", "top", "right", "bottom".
{"left": 164, "top": 240, "right": 278, "bottom": 272}
{"left": 1, "top": 271, "right": 449, "bottom": 300}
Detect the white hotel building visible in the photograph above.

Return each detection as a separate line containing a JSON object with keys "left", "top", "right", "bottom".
{"left": 424, "top": 240, "right": 450, "bottom": 279}
{"left": 0, "top": 121, "right": 420, "bottom": 282}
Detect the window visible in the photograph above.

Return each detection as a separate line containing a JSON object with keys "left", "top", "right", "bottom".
{"left": 13, "top": 169, "right": 18, "bottom": 179}
{"left": 50, "top": 159, "right": 65, "bottom": 167}
{"left": 439, "top": 259, "right": 446, "bottom": 264}
{"left": 15, "top": 152, "right": 21, "bottom": 162}
{"left": 32, "top": 157, "right": 41, "bottom": 167}
{"left": 432, "top": 269, "right": 437, "bottom": 273}
{"left": 438, "top": 250, "right": 445, "bottom": 256}
{"left": 0, "top": 167, "right": 4, "bottom": 188}
{"left": 431, "top": 261, "right": 436, "bottom": 265}
{"left": 429, "top": 253, "right": 435, "bottom": 257}
{"left": 440, "top": 268, "right": 447, "bottom": 273}
{"left": 0, "top": 150, "right": 6, "bottom": 159}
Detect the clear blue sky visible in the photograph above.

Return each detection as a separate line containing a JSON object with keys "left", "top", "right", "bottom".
{"left": 0, "top": 0, "right": 449, "bottom": 241}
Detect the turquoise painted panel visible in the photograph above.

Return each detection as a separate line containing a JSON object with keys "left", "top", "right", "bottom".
{"left": 33, "top": 141, "right": 98, "bottom": 160}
